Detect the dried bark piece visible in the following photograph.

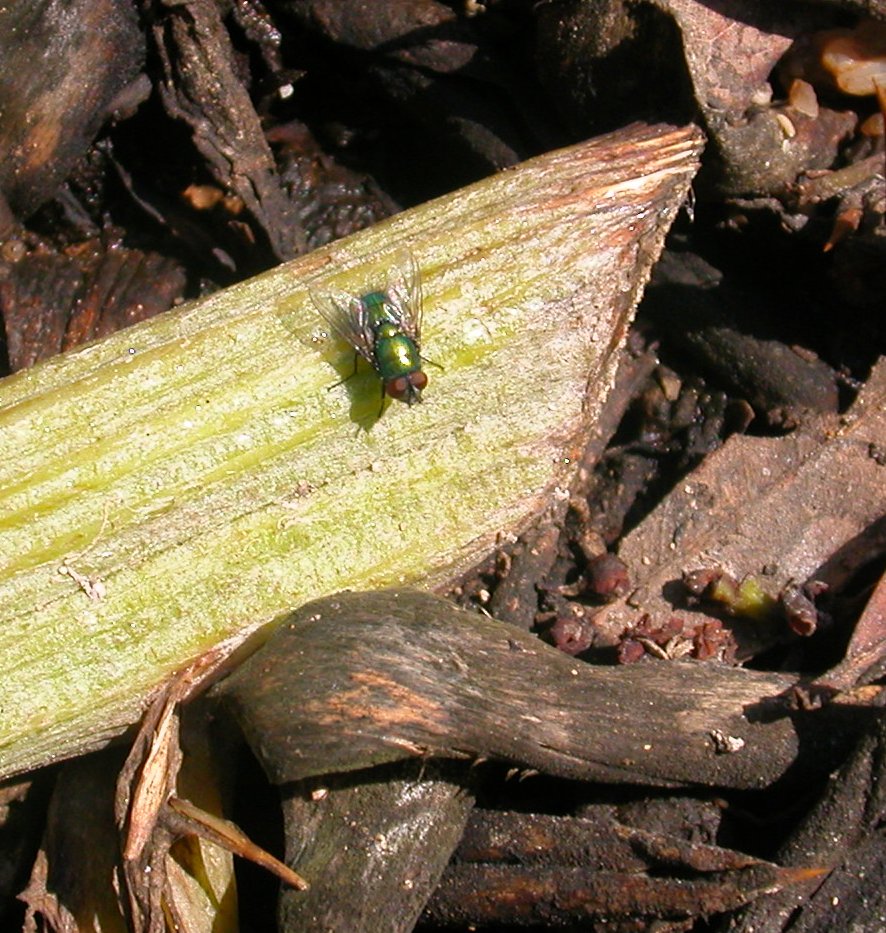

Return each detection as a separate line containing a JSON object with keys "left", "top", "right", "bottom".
{"left": 450, "top": 808, "right": 747, "bottom": 874}
{"left": 659, "top": 0, "right": 857, "bottom": 195}
{"left": 645, "top": 250, "right": 839, "bottom": 428}
{"left": 214, "top": 590, "right": 871, "bottom": 791}
{"left": 820, "top": 558, "right": 886, "bottom": 690}
{"left": 19, "top": 750, "right": 128, "bottom": 933}
{"left": 0, "top": 244, "right": 187, "bottom": 370}
{"left": 150, "top": 0, "right": 305, "bottom": 262}
{"left": 424, "top": 861, "right": 823, "bottom": 928}
{"left": 590, "top": 356, "right": 886, "bottom": 657}
{"left": 0, "top": 0, "right": 145, "bottom": 217}
{"left": 269, "top": 123, "right": 396, "bottom": 250}
{"left": 0, "top": 253, "right": 80, "bottom": 371}
{"left": 278, "top": 764, "right": 474, "bottom": 933}
{"left": 110, "top": 643, "right": 303, "bottom": 933}
{"left": 724, "top": 710, "right": 886, "bottom": 933}
{"left": 1, "top": 775, "right": 54, "bottom": 928}
{"left": 534, "top": 0, "right": 861, "bottom": 196}
{"left": 19, "top": 683, "right": 240, "bottom": 933}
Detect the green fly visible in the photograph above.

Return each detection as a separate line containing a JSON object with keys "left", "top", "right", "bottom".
{"left": 312, "top": 252, "right": 435, "bottom": 413}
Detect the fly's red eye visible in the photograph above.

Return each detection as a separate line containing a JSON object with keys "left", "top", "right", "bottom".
{"left": 386, "top": 376, "right": 410, "bottom": 399}
{"left": 410, "top": 371, "right": 428, "bottom": 390}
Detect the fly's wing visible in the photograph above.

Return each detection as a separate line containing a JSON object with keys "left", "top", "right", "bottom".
{"left": 310, "top": 289, "right": 375, "bottom": 363}
{"left": 384, "top": 249, "right": 424, "bottom": 348}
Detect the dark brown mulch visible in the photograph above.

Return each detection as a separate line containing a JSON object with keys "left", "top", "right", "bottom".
{"left": 2, "top": 1, "right": 884, "bottom": 931}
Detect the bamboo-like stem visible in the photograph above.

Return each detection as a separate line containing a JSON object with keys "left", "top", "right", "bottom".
{"left": 0, "top": 123, "right": 702, "bottom": 779}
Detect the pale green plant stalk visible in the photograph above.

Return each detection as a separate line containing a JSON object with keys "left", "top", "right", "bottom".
{"left": 0, "top": 123, "right": 702, "bottom": 779}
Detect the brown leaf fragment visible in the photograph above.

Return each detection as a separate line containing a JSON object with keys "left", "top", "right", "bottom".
{"left": 659, "top": 0, "right": 857, "bottom": 195}
{"left": 115, "top": 644, "right": 240, "bottom": 932}
{"left": 20, "top": 751, "right": 129, "bottom": 933}
{"left": 20, "top": 850, "right": 72, "bottom": 933}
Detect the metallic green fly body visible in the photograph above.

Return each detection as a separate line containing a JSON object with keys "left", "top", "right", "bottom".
{"left": 313, "top": 252, "right": 431, "bottom": 410}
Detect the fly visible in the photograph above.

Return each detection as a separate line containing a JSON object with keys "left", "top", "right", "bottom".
{"left": 312, "top": 251, "right": 436, "bottom": 414}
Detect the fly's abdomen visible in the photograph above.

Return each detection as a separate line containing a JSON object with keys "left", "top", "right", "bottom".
{"left": 373, "top": 328, "right": 421, "bottom": 381}
{"left": 372, "top": 321, "right": 426, "bottom": 405}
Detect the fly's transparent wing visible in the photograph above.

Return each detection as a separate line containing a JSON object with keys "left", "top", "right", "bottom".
{"left": 384, "top": 249, "right": 424, "bottom": 348}
{"left": 310, "top": 289, "right": 376, "bottom": 363}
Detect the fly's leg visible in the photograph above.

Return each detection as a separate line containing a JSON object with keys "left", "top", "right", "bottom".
{"left": 421, "top": 354, "right": 444, "bottom": 371}
{"left": 328, "top": 352, "right": 360, "bottom": 390}
{"left": 327, "top": 353, "right": 386, "bottom": 419}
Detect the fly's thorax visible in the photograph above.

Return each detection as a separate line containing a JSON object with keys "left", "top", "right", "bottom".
{"left": 360, "top": 291, "right": 396, "bottom": 329}
{"left": 360, "top": 291, "right": 388, "bottom": 308}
